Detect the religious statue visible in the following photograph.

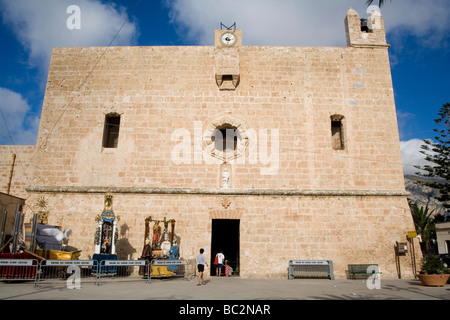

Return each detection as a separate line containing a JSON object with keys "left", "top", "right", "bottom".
{"left": 139, "top": 238, "right": 152, "bottom": 276}
{"left": 101, "top": 192, "right": 115, "bottom": 221}
{"left": 160, "top": 233, "right": 171, "bottom": 256}
{"left": 101, "top": 240, "right": 110, "bottom": 254}
{"left": 142, "top": 238, "right": 152, "bottom": 257}
{"left": 141, "top": 216, "right": 178, "bottom": 277}
{"left": 152, "top": 221, "right": 161, "bottom": 249}
{"left": 222, "top": 168, "right": 230, "bottom": 188}
{"left": 93, "top": 192, "right": 120, "bottom": 255}
{"left": 167, "top": 239, "right": 180, "bottom": 271}
{"left": 104, "top": 193, "right": 113, "bottom": 211}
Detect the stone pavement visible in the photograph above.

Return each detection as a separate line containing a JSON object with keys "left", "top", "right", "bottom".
{"left": 1, "top": 276, "right": 449, "bottom": 300}
{"left": 1, "top": 276, "right": 449, "bottom": 318}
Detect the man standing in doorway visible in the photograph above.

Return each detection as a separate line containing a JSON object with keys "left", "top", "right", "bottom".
{"left": 216, "top": 250, "right": 225, "bottom": 276}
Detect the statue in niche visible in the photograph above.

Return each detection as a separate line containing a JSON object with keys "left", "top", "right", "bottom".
{"left": 222, "top": 168, "right": 230, "bottom": 188}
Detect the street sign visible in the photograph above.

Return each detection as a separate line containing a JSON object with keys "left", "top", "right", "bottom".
{"left": 407, "top": 231, "right": 417, "bottom": 238}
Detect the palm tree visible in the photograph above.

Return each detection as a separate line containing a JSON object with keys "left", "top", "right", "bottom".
{"left": 409, "top": 201, "right": 438, "bottom": 254}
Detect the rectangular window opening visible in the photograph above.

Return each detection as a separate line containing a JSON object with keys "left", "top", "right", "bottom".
{"left": 221, "top": 75, "right": 233, "bottom": 82}
{"left": 331, "top": 120, "right": 344, "bottom": 150}
{"left": 102, "top": 115, "right": 120, "bottom": 148}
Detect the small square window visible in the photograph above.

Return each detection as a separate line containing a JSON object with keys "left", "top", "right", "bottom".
{"left": 215, "top": 74, "right": 240, "bottom": 90}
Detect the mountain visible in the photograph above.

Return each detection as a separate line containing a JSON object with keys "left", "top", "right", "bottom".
{"left": 404, "top": 175, "right": 447, "bottom": 218}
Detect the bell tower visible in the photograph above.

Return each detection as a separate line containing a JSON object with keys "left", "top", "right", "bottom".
{"left": 214, "top": 23, "right": 241, "bottom": 90}
{"left": 345, "top": 7, "right": 388, "bottom": 48}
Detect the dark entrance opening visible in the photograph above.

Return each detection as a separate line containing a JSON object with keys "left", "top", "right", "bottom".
{"left": 211, "top": 219, "right": 240, "bottom": 276}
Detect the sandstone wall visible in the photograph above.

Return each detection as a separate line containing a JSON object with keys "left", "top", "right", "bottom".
{"left": 11, "top": 9, "right": 418, "bottom": 279}
{"left": 0, "top": 145, "right": 35, "bottom": 199}
{"left": 24, "top": 191, "right": 416, "bottom": 279}
{"left": 32, "top": 44, "right": 404, "bottom": 192}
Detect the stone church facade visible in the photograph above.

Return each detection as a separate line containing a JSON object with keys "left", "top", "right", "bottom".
{"left": 1, "top": 9, "right": 419, "bottom": 278}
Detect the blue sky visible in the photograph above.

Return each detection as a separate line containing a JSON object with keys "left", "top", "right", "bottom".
{"left": 0, "top": 0, "right": 449, "bottom": 175}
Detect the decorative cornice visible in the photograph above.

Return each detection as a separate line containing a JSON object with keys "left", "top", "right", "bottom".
{"left": 26, "top": 186, "right": 410, "bottom": 197}
{"left": 350, "top": 43, "right": 390, "bottom": 48}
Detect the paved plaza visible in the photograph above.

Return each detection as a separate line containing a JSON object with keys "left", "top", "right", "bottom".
{"left": 1, "top": 276, "right": 449, "bottom": 300}
{"left": 1, "top": 276, "right": 448, "bottom": 318}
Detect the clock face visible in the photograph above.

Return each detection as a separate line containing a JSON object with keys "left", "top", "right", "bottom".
{"left": 221, "top": 32, "right": 237, "bottom": 46}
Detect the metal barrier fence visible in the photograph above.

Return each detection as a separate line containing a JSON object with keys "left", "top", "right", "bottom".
{"left": 0, "top": 258, "right": 191, "bottom": 287}
{"left": 96, "top": 260, "right": 151, "bottom": 283}
{"left": 0, "top": 259, "right": 39, "bottom": 282}
{"left": 288, "top": 260, "right": 335, "bottom": 280}
{"left": 35, "top": 260, "right": 99, "bottom": 287}
{"left": 150, "top": 259, "right": 189, "bottom": 282}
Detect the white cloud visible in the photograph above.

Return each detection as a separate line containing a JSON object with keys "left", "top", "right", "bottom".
{"left": 382, "top": 0, "right": 450, "bottom": 41}
{"left": 0, "top": 0, "right": 139, "bottom": 145}
{"left": 0, "top": 87, "right": 39, "bottom": 145}
{"left": 166, "top": 0, "right": 450, "bottom": 47}
{"left": 400, "top": 139, "right": 435, "bottom": 176}
{"left": 167, "top": 0, "right": 353, "bottom": 46}
{"left": 0, "top": 0, "right": 139, "bottom": 73}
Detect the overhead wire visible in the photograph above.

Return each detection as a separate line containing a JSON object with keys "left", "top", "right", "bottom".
{"left": 24, "top": 0, "right": 143, "bottom": 174}
{"left": 1, "top": 0, "right": 434, "bottom": 208}
{"left": 1, "top": 0, "right": 143, "bottom": 215}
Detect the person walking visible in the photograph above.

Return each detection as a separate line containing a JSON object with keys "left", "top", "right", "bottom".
{"left": 225, "top": 260, "right": 233, "bottom": 277}
{"left": 196, "top": 248, "right": 208, "bottom": 285}
{"left": 215, "top": 250, "right": 225, "bottom": 277}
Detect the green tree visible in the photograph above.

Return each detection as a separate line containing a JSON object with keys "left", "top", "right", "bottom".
{"left": 410, "top": 202, "right": 435, "bottom": 240}
{"left": 409, "top": 201, "right": 438, "bottom": 254}
{"left": 414, "top": 103, "right": 450, "bottom": 209}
